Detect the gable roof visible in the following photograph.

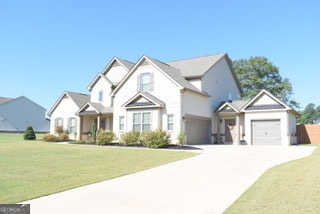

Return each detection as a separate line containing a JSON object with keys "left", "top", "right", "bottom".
{"left": 76, "top": 102, "right": 113, "bottom": 115}
{"left": 48, "top": 91, "right": 89, "bottom": 116}
{"left": 87, "top": 74, "right": 114, "bottom": 91}
{"left": 147, "top": 56, "right": 206, "bottom": 94}
{"left": 217, "top": 100, "right": 249, "bottom": 113}
{"left": 241, "top": 89, "right": 291, "bottom": 112}
{"left": 216, "top": 90, "right": 299, "bottom": 116}
{"left": 167, "top": 53, "right": 225, "bottom": 78}
{"left": 87, "top": 57, "right": 134, "bottom": 91}
{"left": 115, "top": 57, "right": 135, "bottom": 71}
{"left": 0, "top": 96, "right": 46, "bottom": 111}
{"left": 112, "top": 55, "right": 210, "bottom": 97}
{"left": 123, "top": 92, "right": 165, "bottom": 108}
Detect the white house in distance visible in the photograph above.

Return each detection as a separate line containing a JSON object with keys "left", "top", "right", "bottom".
{"left": 48, "top": 53, "right": 298, "bottom": 145}
{"left": 0, "top": 96, "right": 49, "bottom": 132}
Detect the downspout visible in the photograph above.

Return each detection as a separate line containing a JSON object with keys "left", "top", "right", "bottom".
{"left": 180, "top": 89, "right": 185, "bottom": 139}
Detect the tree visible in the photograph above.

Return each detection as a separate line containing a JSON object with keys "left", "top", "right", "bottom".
{"left": 233, "top": 57, "right": 299, "bottom": 108}
{"left": 24, "top": 126, "right": 36, "bottom": 140}
{"left": 297, "top": 103, "right": 320, "bottom": 124}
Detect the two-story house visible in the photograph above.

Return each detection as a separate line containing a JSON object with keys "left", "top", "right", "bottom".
{"left": 49, "top": 53, "right": 298, "bottom": 145}
{"left": 49, "top": 53, "right": 241, "bottom": 144}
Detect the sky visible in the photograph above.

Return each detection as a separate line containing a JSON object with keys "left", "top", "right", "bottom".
{"left": 0, "top": 0, "right": 319, "bottom": 114}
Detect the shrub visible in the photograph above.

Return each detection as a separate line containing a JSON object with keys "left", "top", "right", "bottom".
{"left": 43, "top": 134, "right": 59, "bottom": 142}
{"left": 141, "top": 129, "right": 171, "bottom": 149}
{"left": 43, "top": 133, "right": 69, "bottom": 142}
{"left": 97, "top": 130, "right": 116, "bottom": 145}
{"left": 120, "top": 131, "right": 141, "bottom": 146}
{"left": 59, "top": 133, "right": 69, "bottom": 141}
{"left": 177, "top": 133, "right": 187, "bottom": 146}
{"left": 55, "top": 126, "right": 64, "bottom": 135}
{"left": 24, "top": 126, "right": 36, "bottom": 140}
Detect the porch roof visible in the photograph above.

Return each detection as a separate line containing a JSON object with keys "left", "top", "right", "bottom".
{"left": 77, "top": 102, "right": 113, "bottom": 115}
{"left": 216, "top": 100, "right": 249, "bottom": 113}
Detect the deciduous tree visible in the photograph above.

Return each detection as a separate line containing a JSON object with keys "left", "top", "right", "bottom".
{"left": 233, "top": 57, "right": 299, "bottom": 108}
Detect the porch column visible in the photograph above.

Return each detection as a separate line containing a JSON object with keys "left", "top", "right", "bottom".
{"left": 77, "top": 116, "right": 82, "bottom": 141}
{"left": 217, "top": 115, "right": 221, "bottom": 144}
{"left": 236, "top": 114, "right": 240, "bottom": 145}
{"left": 97, "top": 115, "right": 101, "bottom": 130}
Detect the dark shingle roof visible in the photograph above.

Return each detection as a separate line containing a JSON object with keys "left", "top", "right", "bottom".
{"left": 116, "top": 57, "right": 135, "bottom": 70}
{"left": 66, "top": 91, "right": 90, "bottom": 108}
{"left": 147, "top": 56, "right": 207, "bottom": 95}
{"left": 167, "top": 54, "right": 225, "bottom": 78}
{"left": 245, "top": 104, "right": 285, "bottom": 110}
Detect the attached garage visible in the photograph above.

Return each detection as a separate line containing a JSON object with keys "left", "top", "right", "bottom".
{"left": 251, "top": 120, "right": 281, "bottom": 145}
{"left": 185, "top": 116, "right": 211, "bottom": 144}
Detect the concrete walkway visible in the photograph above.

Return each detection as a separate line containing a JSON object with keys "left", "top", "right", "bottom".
{"left": 22, "top": 145, "right": 315, "bottom": 214}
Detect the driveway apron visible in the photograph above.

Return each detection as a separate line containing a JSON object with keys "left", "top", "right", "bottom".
{"left": 22, "top": 145, "right": 315, "bottom": 214}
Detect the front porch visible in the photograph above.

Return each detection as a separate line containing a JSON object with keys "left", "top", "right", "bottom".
{"left": 215, "top": 114, "right": 244, "bottom": 145}
{"left": 78, "top": 113, "right": 113, "bottom": 141}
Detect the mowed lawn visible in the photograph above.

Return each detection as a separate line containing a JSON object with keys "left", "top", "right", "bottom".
{"left": 0, "top": 133, "right": 197, "bottom": 203}
{"left": 225, "top": 145, "right": 320, "bottom": 214}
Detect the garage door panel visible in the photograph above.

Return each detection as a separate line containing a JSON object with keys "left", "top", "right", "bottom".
{"left": 185, "top": 117, "right": 211, "bottom": 145}
{"left": 252, "top": 120, "right": 281, "bottom": 145}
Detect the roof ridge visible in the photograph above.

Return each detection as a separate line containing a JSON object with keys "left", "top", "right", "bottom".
{"left": 166, "top": 53, "right": 226, "bottom": 63}
{"left": 65, "top": 91, "right": 89, "bottom": 96}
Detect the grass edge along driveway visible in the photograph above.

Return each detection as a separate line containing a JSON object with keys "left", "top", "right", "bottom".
{"left": 225, "top": 145, "right": 320, "bottom": 214}
{"left": 0, "top": 134, "right": 197, "bottom": 203}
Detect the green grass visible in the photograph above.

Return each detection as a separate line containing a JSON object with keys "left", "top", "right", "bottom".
{"left": 0, "top": 133, "right": 197, "bottom": 203}
{"left": 225, "top": 145, "right": 320, "bottom": 214}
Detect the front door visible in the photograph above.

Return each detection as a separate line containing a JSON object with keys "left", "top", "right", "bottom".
{"left": 225, "top": 119, "right": 236, "bottom": 144}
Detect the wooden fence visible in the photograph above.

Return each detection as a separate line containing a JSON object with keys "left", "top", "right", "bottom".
{"left": 296, "top": 124, "right": 320, "bottom": 144}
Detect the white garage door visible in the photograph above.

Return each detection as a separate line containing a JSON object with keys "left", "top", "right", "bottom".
{"left": 185, "top": 117, "right": 211, "bottom": 145}
{"left": 252, "top": 120, "right": 281, "bottom": 145}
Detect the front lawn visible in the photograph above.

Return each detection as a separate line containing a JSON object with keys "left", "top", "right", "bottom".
{"left": 0, "top": 133, "right": 197, "bottom": 203}
{"left": 225, "top": 145, "right": 320, "bottom": 214}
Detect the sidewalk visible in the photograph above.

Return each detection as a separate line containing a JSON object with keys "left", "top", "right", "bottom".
{"left": 22, "top": 145, "right": 315, "bottom": 214}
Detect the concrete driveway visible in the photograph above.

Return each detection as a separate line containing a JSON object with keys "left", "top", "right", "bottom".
{"left": 22, "top": 145, "right": 315, "bottom": 214}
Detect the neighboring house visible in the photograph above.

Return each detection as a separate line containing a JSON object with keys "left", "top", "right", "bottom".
{"left": 48, "top": 91, "right": 90, "bottom": 140}
{"left": 216, "top": 89, "right": 298, "bottom": 145}
{"left": 0, "top": 96, "right": 49, "bottom": 132}
{"left": 49, "top": 53, "right": 298, "bottom": 145}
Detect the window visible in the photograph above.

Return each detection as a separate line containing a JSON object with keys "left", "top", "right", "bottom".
{"left": 167, "top": 114, "right": 174, "bottom": 131}
{"left": 138, "top": 73, "right": 154, "bottom": 92}
{"left": 132, "top": 112, "right": 151, "bottom": 131}
{"left": 119, "top": 116, "right": 125, "bottom": 131}
{"left": 55, "top": 118, "right": 63, "bottom": 127}
{"left": 54, "top": 118, "right": 64, "bottom": 134}
{"left": 141, "top": 73, "right": 150, "bottom": 91}
{"left": 68, "top": 117, "right": 77, "bottom": 134}
{"left": 142, "top": 112, "right": 151, "bottom": 131}
{"left": 98, "top": 90, "right": 103, "bottom": 102}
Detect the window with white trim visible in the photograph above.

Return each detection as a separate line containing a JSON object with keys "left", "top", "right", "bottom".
{"left": 167, "top": 114, "right": 174, "bottom": 131}
{"left": 132, "top": 112, "right": 151, "bottom": 131}
{"left": 137, "top": 73, "right": 154, "bottom": 92}
{"left": 68, "top": 117, "right": 77, "bottom": 134}
{"left": 119, "top": 116, "right": 125, "bottom": 131}
{"left": 55, "top": 118, "right": 63, "bottom": 127}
